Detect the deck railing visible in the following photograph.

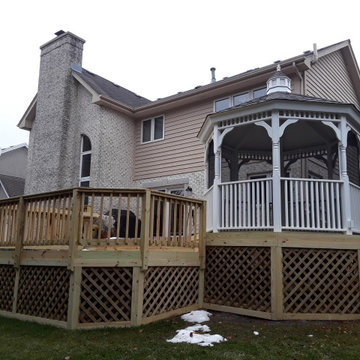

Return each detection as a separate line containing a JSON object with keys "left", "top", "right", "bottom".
{"left": 219, "top": 178, "right": 273, "bottom": 230}
{"left": 281, "top": 178, "right": 344, "bottom": 231}
{"left": 217, "top": 177, "right": 345, "bottom": 232}
{"left": 0, "top": 187, "right": 205, "bottom": 253}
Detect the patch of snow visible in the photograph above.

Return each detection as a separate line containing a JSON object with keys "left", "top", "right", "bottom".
{"left": 81, "top": 248, "right": 90, "bottom": 251}
{"left": 253, "top": 331, "right": 259, "bottom": 336}
{"left": 181, "top": 310, "right": 212, "bottom": 323}
{"left": 167, "top": 324, "right": 226, "bottom": 347}
{"left": 308, "top": 334, "right": 314, "bottom": 337}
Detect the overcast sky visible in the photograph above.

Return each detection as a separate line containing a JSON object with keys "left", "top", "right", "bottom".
{"left": 1, "top": 0, "right": 360, "bottom": 148}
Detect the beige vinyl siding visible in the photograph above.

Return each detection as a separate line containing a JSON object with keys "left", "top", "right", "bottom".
{"left": 305, "top": 50, "right": 360, "bottom": 108}
{"left": 134, "top": 101, "right": 212, "bottom": 180}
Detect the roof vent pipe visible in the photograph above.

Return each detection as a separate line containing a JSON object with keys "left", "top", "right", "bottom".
{"left": 210, "top": 67, "right": 216, "bottom": 83}
{"left": 313, "top": 43, "right": 318, "bottom": 62}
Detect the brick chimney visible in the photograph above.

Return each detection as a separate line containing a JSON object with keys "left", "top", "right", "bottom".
{"left": 25, "top": 31, "right": 85, "bottom": 194}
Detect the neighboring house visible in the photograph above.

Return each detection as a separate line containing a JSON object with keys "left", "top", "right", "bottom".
{"left": 18, "top": 32, "right": 360, "bottom": 206}
{"left": 0, "top": 143, "right": 27, "bottom": 199}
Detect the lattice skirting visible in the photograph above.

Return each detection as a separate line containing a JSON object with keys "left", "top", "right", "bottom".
{"left": 204, "top": 246, "right": 272, "bottom": 312}
{"left": 143, "top": 266, "right": 199, "bottom": 318}
{"left": 79, "top": 267, "right": 133, "bottom": 323}
{"left": 283, "top": 248, "right": 360, "bottom": 314}
{"left": 17, "top": 266, "right": 70, "bottom": 321}
{"left": 0, "top": 265, "right": 16, "bottom": 312}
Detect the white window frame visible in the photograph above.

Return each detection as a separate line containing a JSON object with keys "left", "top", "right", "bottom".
{"left": 79, "top": 135, "right": 91, "bottom": 186}
{"left": 213, "top": 87, "right": 267, "bottom": 112}
{"left": 141, "top": 115, "right": 165, "bottom": 144}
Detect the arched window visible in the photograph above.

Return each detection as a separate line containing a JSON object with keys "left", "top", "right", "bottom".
{"left": 79, "top": 135, "right": 91, "bottom": 187}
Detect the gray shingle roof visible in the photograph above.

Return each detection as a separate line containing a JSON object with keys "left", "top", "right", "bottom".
{"left": 0, "top": 174, "right": 25, "bottom": 198}
{"left": 74, "top": 67, "right": 152, "bottom": 108}
{"left": 231, "top": 91, "right": 347, "bottom": 110}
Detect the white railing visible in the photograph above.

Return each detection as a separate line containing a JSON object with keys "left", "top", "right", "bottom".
{"left": 281, "top": 178, "right": 343, "bottom": 231}
{"left": 204, "top": 185, "right": 214, "bottom": 232}
{"left": 350, "top": 182, "right": 360, "bottom": 233}
{"left": 219, "top": 178, "right": 273, "bottom": 230}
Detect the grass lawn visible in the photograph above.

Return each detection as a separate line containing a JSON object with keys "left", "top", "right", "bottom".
{"left": 1, "top": 312, "right": 360, "bottom": 360}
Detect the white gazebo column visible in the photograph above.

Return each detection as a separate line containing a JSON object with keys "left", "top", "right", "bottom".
{"left": 271, "top": 112, "right": 282, "bottom": 232}
{"left": 339, "top": 117, "right": 352, "bottom": 234}
{"left": 212, "top": 124, "right": 221, "bottom": 233}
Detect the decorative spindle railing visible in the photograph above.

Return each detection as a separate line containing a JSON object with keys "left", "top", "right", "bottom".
{"left": 281, "top": 178, "right": 343, "bottom": 231}
{"left": 219, "top": 178, "right": 273, "bottom": 230}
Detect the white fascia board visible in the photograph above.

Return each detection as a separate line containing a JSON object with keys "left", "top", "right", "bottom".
{"left": 18, "top": 94, "right": 37, "bottom": 130}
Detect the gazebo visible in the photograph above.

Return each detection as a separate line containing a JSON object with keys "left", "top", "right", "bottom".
{"left": 199, "top": 65, "right": 360, "bottom": 235}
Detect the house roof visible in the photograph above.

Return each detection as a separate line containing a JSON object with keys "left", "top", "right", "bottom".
{"left": 72, "top": 67, "right": 151, "bottom": 108}
{"left": 0, "top": 143, "right": 28, "bottom": 156}
{"left": 0, "top": 174, "right": 25, "bottom": 198}
{"left": 18, "top": 39, "right": 360, "bottom": 129}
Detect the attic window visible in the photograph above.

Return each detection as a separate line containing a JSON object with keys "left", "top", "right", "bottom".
{"left": 141, "top": 116, "right": 165, "bottom": 143}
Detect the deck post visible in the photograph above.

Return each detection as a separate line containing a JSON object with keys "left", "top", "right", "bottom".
{"left": 131, "top": 266, "right": 145, "bottom": 326}
{"left": 68, "top": 189, "right": 81, "bottom": 271}
{"left": 271, "top": 111, "right": 282, "bottom": 232}
{"left": 140, "top": 190, "right": 151, "bottom": 271}
{"left": 67, "top": 266, "right": 82, "bottom": 329}
{"left": 213, "top": 124, "right": 221, "bottom": 232}
{"left": 14, "top": 197, "right": 25, "bottom": 269}
{"left": 339, "top": 117, "right": 352, "bottom": 234}
{"left": 271, "top": 241, "right": 283, "bottom": 320}
{"left": 199, "top": 201, "right": 207, "bottom": 307}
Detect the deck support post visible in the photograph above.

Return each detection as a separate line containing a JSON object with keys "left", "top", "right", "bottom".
{"left": 271, "top": 241, "right": 283, "bottom": 320}
{"left": 199, "top": 200, "right": 206, "bottom": 307}
{"left": 213, "top": 124, "right": 221, "bottom": 232}
{"left": 140, "top": 190, "right": 151, "bottom": 270}
{"left": 67, "top": 266, "right": 82, "bottom": 329}
{"left": 339, "top": 117, "right": 352, "bottom": 234}
{"left": 68, "top": 189, "right": 81, "bottom": 271}
{"left": 131, "top": 267, "right": 145, "bottom": 326}
{"left": 14, "top": 197, "right": 25, "bottom": 268}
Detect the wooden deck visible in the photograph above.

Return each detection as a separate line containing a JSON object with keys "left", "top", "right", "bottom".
{"left": 0, "top": 188, "right": 206, "bottom": 329}
{"left": 205, "top": 231, "right": 360, "bottom": 321}
{"left": 2, "top": 188, "right": 360, "bottom": 327}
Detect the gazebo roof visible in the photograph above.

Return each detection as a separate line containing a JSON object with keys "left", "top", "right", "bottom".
{"left": 198, "top": 92, "right": 360, "bottom": 144}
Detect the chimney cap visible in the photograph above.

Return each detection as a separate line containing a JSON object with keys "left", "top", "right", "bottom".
{"left": 55, "top": 30, "right": 65, "bottom": 37}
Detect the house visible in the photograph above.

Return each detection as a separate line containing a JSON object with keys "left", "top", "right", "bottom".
{"left": 18, "top": 31, "right": 360, "bottom": 234}
{"left": 1, "top": 31, "right": 360, "bottom": 328}
{"left": 0, "top": 143, "right": 27, "bottom": 199}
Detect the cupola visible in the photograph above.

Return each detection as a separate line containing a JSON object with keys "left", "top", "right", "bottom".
{"left": 266, "top": 64, "right": 291, "bottom": 94}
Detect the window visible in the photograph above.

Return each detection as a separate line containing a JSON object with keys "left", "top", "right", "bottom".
{"left": 79, "top": 135, "right": 91, "bottom": 187}
{"left": 214, "top": 87, "right": 267, "bottom": 112}
{"left": 253, "top": 87, "right": 267, "bottom": 98}
{"left": 141, "top": 115, "right": 164, "bottom": 143}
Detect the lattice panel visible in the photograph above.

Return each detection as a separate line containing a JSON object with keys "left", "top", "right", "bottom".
{"left": 143, "top": 267, "right": 199, "bottom": 318}
{"left": 17, "top": 266, "right": 70, "bottom": 321}
{"left": 204, "top": 246, "right": 271, "bottom": 312}
{"left": 0, "top": 265, "right": 16, "bottom": 312}
{"left": 283, "top": 248, "right": 360, "bottom": 313}
{"left": 79, "top": 267, "right": 132, "bottom": 323}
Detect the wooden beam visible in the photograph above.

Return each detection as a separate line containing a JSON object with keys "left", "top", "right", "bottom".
{"left": 68, "top": 189, "right": 81, "bottom": 271}
{"left": 14, "top": 197, "right": 25, "bottom": 268}
{"left": 131, "top": 267, "right": 145, "bottom": 327}
{"left": 204, "top": 303, "right": 272, "bottom": 320}
{"left": 67, "top": 266, "right": 82, "bottom": 329}
{"left": 140, "top": 190, "right": 151, "bottom": 271}
{"left": 271, "top": 244, "right": 284, "bottom": 320}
